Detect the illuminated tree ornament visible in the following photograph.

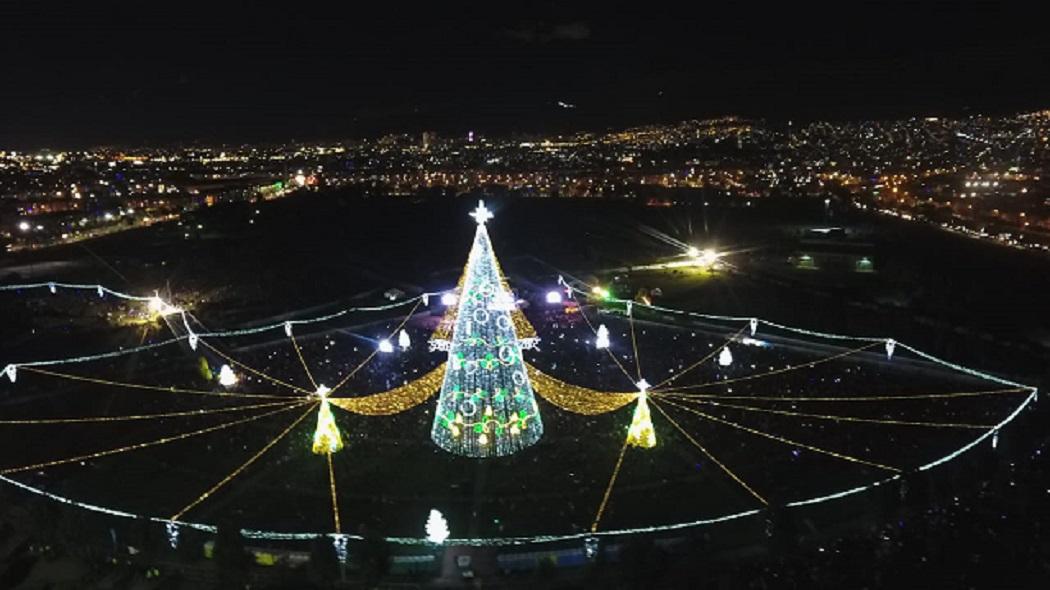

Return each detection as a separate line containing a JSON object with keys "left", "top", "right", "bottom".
{"left": 97, "top": 285, "right": 104, "bottom": 298}
{"left": 217, "top": 364, "right": 238, "bottom": 387}
{"left": 422, "top": 293, "right": 430, "bottom": 306}
{"left": 626, "top": 300, "right": 633, "bottom": 316}
{"left": 430, "top": 202, "right": 544, "bottom": 458}
{"left": 398, "top": 329, "right": 411, "bottom": 350}
{"left": 284, "top": 321, "right": 293, "bottom": 338}
{"left": 4, "top": 364, "right": 16, "bottom": 383}
{"left": 378, "top": 339, "right": 394, "bottom": 353}
{"left": 48, "top": 282, "right": 56, "bottom": 294}
{"left": 595, "top": 324, "right": 611, "bottom": 349}
{"left": 425, "top": 509, "right": 450, "bottom": 544}
{"left": 885, "top": 338, "right": 896, "bottom": 360}
{"left": 312, "top": 393, "right": 344, "bottom": 455}
{"left": 188, "top": 332, "right": 199, "bottom": 351}
{"left": 750, "top": 317, "right": 758, "bottom": 336}
{"left": 333, "top": 534, "right": 349, "bottom": 563}
{"left": 626, "top": 380, "right": 656, "bottom": 448}
{"left": 718, "top": 346, "right": 734, "bottom": 367}
{"left": 991, "top": 430, "right": 999, "bottom": 449}
{"left": 165, "top": 522, "right": 180, "bottom": 549}
{"left": 584, "top": 536, "right": 599, "bottom": 560}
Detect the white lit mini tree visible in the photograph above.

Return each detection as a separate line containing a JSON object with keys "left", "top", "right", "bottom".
{"left": 425, "top": 509, "right": 450, "bottom": 544}
{"left": 430, "top": 201, "right": 543, "bottom": 457}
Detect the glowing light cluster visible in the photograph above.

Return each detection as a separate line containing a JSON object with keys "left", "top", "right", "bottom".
{"left": 147, "top": 294, "right": 182, "bottom": 317}
{"left": 218, "top": 364, "right": 238, "bottom": 387}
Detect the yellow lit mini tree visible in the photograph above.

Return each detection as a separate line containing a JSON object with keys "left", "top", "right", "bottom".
{"left": 312, "top": 386, "right": 344, "bottom": 455}
{"left": 626, "top": 380, "right": 656, "bottom": 449}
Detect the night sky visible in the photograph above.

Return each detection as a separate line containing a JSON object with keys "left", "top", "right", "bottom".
{"left": 2, "top": 2, "right": 1047, "bottom": 147}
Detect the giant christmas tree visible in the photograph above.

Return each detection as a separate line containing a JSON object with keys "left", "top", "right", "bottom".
{"left": 430, "top": 201, "right": 543, "bottom": 457}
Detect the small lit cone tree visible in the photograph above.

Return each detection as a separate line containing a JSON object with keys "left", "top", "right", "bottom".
{"left": 312, "top": 386, "right": 344, "bottom": 455}
{"left": 430, "top": 201, "right": 543, "bottom": 457}
{"left": 626, "top": 380, "right": 656, "bottom": 448}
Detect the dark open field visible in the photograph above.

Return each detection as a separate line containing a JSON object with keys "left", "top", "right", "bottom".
{"left": 0, "top": 192, "right": 1047, "bottom": 557}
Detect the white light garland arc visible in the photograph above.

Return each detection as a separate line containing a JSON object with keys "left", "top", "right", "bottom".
{"left": 0, "top": 280, "right": 1039, "bottom": 546}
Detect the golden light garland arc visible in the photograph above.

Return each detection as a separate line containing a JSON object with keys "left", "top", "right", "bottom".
{"left": 328, "top": 363, "right": 447, "bottom": 415}
{"left": 525, "top": 364, "right": 638, "bottom": 415}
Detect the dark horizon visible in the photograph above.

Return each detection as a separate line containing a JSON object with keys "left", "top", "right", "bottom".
{"left": 2, "top": 2, "right": 1048, "bottom": 148}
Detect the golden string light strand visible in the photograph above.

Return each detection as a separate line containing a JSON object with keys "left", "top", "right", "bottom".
{"left": 655, "top": 342, "right": 881, "bottom": 392}
{"left": 577, "top": 301, "right": 637, "bottom": 386}
{"left": 289, "top": 331, "right": 319, "bottom": 390}
{"left": 591, "top": 436, "right": 630, "bottom": 533}
{"left": 0, "top": 400, "right": 303, "bottom": 425}
{"left": 330, "top": 299, "right": 422, "bottom": 394}
{"left": 0, "top": 403, "right": 308, "bottom": 475}
{"left": 170, "top": 403, "right": 317, "bottom": 520}
{"left": 657, "top": 386, "right": 1030, "bottom": 402}
{"left": 327, "top": 451, "right": 341, "bottom": 534}
{"left": 199, "top": 339, "right": 313, "bottom": 395}
{"left": 652, "top": 324, "right": 750, "bottom": 390}
{"left": 649, "top": 398, "right": 768, "bottom": 505}
{"left": 20, "top": 366, "right": 291, "bottom": 400}
{"left": 654, "top": 394, "right": 993, "bottom": 430}
{"left": 628, "top": 309, "right": 643, "bottom": 381}
{"left": 657, "top": 397, "right": 901, "bottom": 473}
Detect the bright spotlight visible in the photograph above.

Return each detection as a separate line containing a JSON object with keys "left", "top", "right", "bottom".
{"left": 18, "top": 221, "right": 30, "bottom": 231}
{"left": 686, "top": 246, "right": 700, "bottom": 258}
{"left": 147, "top": 295, "right": 180, "bottom": 317}
{"left": 440, "top": 292, "right": 458, "bottom": 306}
{"left": 545, "top": 290, "right": 563, "bottom": 304}
{"left": 697, "top": 249, "right": 718, "bottom": 266}
{"left": 378, "top": 339, "right": 395, "bottom": 353}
